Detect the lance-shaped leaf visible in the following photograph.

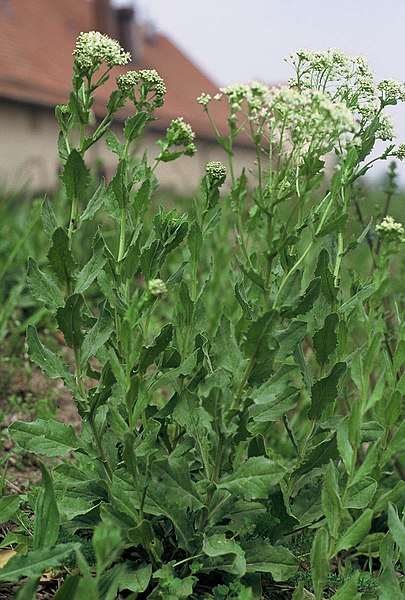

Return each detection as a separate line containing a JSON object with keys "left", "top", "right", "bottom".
{"left": 242, "top": 539, "right": 298, "bottom": 581}
{"left": 9, "top": 419, "right": 80, "bottom": 457}
{"left": 27, "top": 258, "right": 64, "bottom": 314}
{"left": 0, "top": 543, "right": 80, "bottom": 582}
{"left": 74, "top": 236, "right": 106, "bottom": 294}
{"left": 309, "top": 362, "right": 346, "bottom": 420}
{"left": 310, "top": 528, "right": 329, "bottom": 598}
{"left": 275, "top": 320, "right": 307, "bottom": 362}
{"left": 218, "top": 457, "right": 286, "bottom": 500}
{"left": 322, "top": 461, "right": 341, "bottom": 535}
{"left": 62, "top": 149, "right": 90, "bottom": 200}
{"left": 47, "top": 227, "right": 77, "bottom": 288}
{"left": 294, "top": 435, "right": 338, "bottom": 479}
{"left": 80, "top": 179, "right": 107, "bottom": 224}
{"left": 138, "top": 323, "right": 173, "bottom": 373}
{"left": 335, "top": 509, "right": 373, "bottom": 553}
{"left": 81, "top": 304, "right": 114, "bottom": 365}
{"left": 41, "top": 198, "right": 60, "bottom": 239}
{"left": 151, "top": 458, "right": 204, "bottom": 510}
{"left": 0, "top": 495, "right": 20, "bottom": 525}
{"left": 344, "top": 477, "right": 377, "bottom": 509}
{"left": 56, "top": 294, "right": 84, "bottom": 349}
{"left": 34, "top": 463, "right": 60, "bottom": 549}
{"left": 313, "top": 313, "right": 339, "bottom": 367}
{"left": 27, "top": 325, "right": 76, "bottom": 390}
{"left": 202, "top": 534, "right": 246, "bottom": 576}
{"left": 124, "top": 111, "right": 148, "bottom": 142}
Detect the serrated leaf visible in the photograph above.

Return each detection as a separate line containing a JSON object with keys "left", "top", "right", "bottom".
{"left": 41, "top": 198, "right": 60, "bottom": 239}
{"left": 295, "top": 435, "right": 338, "bottom": 479}
{"left": 313, "top": 313, "right": 339, "bottom": 367}
{"left": 285, "top": 277, "right": 321, "bottom": 318}
{"left": 0, "top": 543, "right": 80, "bottom": 582}
{"left": 0, "top": 495, "right": 20, "bottom": 525}
{"left": 310, "top": 528, "right": 329, "bottom": 598}
{"left": 56, "top": 294, "right": 84, "bottom": 349}
{"left": 105, "top": 128, "right": 123, "bottom": 157}
{"left": 27, "top": 259, "right": 64, "bottom": 314}
{"left": 74, "top": 237, "right": 106, "bottom": 294}
{"left": 33, "top": 463, "right": 59, "bottom": 549}
{"left": 309, "top": 362, "right": 346, "bottom": 420}
{"left": 47, "top": 227, "right": 77, "bottom": 288}
{"left": 81, "top": 304, "right": 114, "bottom": 365}
{"left": 62, "top": 149, "right": 90, "bottom": 200}
{"left": 335, "top": 509, "right": 373, "bottom": 553}
{"left": 344, "top": 477, "right": 377, "bottom": 509}
{"left": 138, "top": 323, "right": 173, "bottom": 373}
{"left": 218, "top": 457, "right": 286, "bottom": 500}
{"left": 9, "top": 419, "right": 80, "bottom": 457}
{"left": 80, "top": 179, "right": 107, "bottom": 224}
{"left": 124, "top": 112, "right": 148, "bottom": 142}
{"left": 242, "top": 539, "right": 298, "bottom": 581}
{"left": 27, "top": 326, "right": 76, "bottom": 390}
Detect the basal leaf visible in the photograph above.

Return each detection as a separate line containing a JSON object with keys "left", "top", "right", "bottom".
{"left": 0, "top": 495, "right": 20, "bottom": 525}
{"left": 27, "top": 326, "right": 76, "bottom": 390}
{"left": 9, "top": 419, "right": 80, "bottom": 457}
{"left": 335, "top": 509, "right": 373, "bottom": 553}
{"left": 344, "top": 477, "right": 377, "bottom": 509}
{"left": 33, "top": 463, "right": 60, "bottom": 549}
{"left": 218, "top": 457, "right": 286, "bottom": 500}
{"left": 310, "top": 528, "right": 329, "bottom": 598}
{"left": 203, "top": 534, "right": 246, "bottom": 576}
{"left": 242, "top": 539, "right": 298, "bottom": 581}
{"left": 0, "top": 543, "right": 80, "bottom": 582}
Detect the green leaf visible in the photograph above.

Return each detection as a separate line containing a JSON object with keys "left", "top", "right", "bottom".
{"left": 53, "top": 575, "right": 80, "bottom": 599}
{"left": 275, "top": 320, "right": 307, "bottom": 362}
{"left": 9, "top": 419, "right": 80, "bottom": 457}
{"left": 310, "top": 528, "right": 329, "bottom": 599}
{"left": 373, "top": 481, "right": 405, "bottom": 514}
{"left": 315, "top": 249, "right": 338, "bottom": 306}
{"left": 81, "top": 304, "right": 114, "bottom": 365}
{"left": 56, "top": 294, "right": 84, "bottom": 349}
{"left": 117, "top": 563, "right": 152, "bottom": 593}
{"left": 218, "top": 457, "right": 286, "bottom": 500}
{"left": 139, "top": 323, "right": 173, "bottom": 373}
{"left": 313, "top": 313, "right": 339, "bottom": 367}
{"left": 242, "top": 539, "right": 298, "bottom": 581}
{"left": 172, "top": 390, "right": 212, "bottom": 474}
{"left": 27, "top": 326, "right": 76, "bottom": 390}
{"left": 379, "top": 560, "right": 404, "bottom": 600}
{"left": 27, "top": 258, "right": 64, "bottom": 314}
{"left": 124, "top": 111, "right": 148, "bottom": 142}
{"left": 322, "top": 461, "right": 341, "bottom": 536}
{"left": 14, "top": 577, "right": 39, "bottom": 600}
{"left": 62, "top": 149, "right": 90, "bottom": 200}
{"left": 41, "top": 198, "right": 60, "bottom": 239}
{"left": 105, "top": 128, "right": 123, "bottom": 157}
{"left": 215, "top": 316, "right": 246, "bottom": 377}
{"left": 80, "top": 180, "right": 107, "bottom": 224}
{"left": 0, "top": 495, "right": 20, "bottom": 524}
{"left": 316, "top": 211, "right": 348, "bottom": 238}
{"left": 0, "top": 543, "right": 80, "bottom": 582}
{"left": 344, "top": 477, "right": 377, "bottom": 509}
{"left": 285, "top": 277, "right": 321, "bottom": 318}
{"left": 33, "top": 463, "right": 60, "bottom": 549}
{"left": 387, "top": 502, "right": 405, "bottom": 569}
{"left": 47, "top": 227, "right": 77, "bottom": 288}
{"left": 151, "top": 457, "right": 204, "bottom": 510}
{"left": 93, "top": 522, "right": 123, "bottom": 574}
{"left": 309, "top": 362, "right": 346, "bottom": 420}
{"left": 74, "top": 237, "right": 106, "bottom": 294}
{"left": 295, "top": 435, "right": 338, "bottom": 479}
{"left": 203, "top": 534, "right": 246, "bottom": 576}
{"left": 330, "top": 572, "right": 361, "bottom": 599}
{"left": 335, "top": 509, "right": 373, "bottom": 553}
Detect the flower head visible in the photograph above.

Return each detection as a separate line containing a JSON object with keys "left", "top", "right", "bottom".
{"left": 197, "top": 93, "right": 212, "bottom": 107}
{"left": 376, "top": 215, "right": 405, "bottom": 242}
{"left": 394, "top": 143, "right": 405, "bottom": 160}
{"left": 205, "top": 161, "right": 227, "bottom": 186}
{"left": 73, "top": 31, "right": 131, "bottom": 71}
{"left": 378, "top": 79, "right": 405, "bottom": 104}
{"left": 166, "top": 117, "right": 195, "bottom": 146}
{"left": 149, "top": 279, "right": 168, "bottom": 297}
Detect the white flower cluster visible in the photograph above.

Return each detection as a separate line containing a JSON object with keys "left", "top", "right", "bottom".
{"left": 149, "top": 279, "right": 168, "bottom": 297}
{"left": 376, "top": 215, "right": 405, "bottom": 242}
{"left": 197, "top": 93, "right": 212, "bottom": 107}
{"left": 205, "top": 161, "right": 227, "bottom": 185}
{"left": 219, "top": 80, "right": 270, "bottom": 115}
{"left": 376, "top": 114, "right": 395, "bottom": 141}
{"left": 73, "top": 31, "right": 131, "bottom": 70}
{"left": 166, "top": 117, "right": 195, "bottom": 146}
{"left": 394, "top": 143, "right": 405, "bottom": 160}
{"left": 377, "top": 79, "right": 405, "bottom": 104}
{"left": 117, "top": 69, "right": 166, "bottom": 96}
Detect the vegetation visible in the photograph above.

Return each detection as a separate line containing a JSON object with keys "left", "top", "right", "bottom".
{"left": 1, "top": 36, "right": 405, "bottom": 599}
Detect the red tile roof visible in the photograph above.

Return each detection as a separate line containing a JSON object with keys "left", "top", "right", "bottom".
{"left": 0, "top": 0, "right": 240, "bottom": 142}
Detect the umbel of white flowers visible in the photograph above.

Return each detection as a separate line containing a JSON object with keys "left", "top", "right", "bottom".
{"left": 73, "top": 31, "right": 131, "bottom": 70}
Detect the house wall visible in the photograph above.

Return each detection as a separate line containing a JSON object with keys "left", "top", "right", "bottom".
{"left": 0, "top": 99, "right": 256, "bottom": 195}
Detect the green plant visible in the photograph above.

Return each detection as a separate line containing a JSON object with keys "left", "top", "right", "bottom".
{"left": 2, "top": 37, "right": 405, "bottom": 599}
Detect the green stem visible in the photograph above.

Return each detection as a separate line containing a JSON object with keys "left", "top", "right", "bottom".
{"left": 67, "top": 195, "right": 79, "bottom": 249}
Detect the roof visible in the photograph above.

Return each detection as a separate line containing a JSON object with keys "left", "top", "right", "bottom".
{"left": 0, "top": 0, "right": 241, "bottom": 142}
